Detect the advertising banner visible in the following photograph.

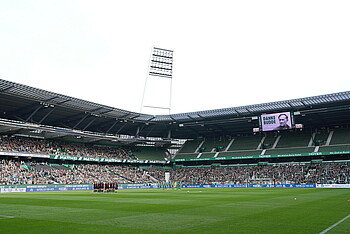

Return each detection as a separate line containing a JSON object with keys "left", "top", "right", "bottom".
{"left": 0, "top": 151, "right": 50, "bottom": 158}
{"left": 181, "top": 184, "right": 316, "bottom": 189}
{"left": 316, "top": 184, "right": 350, "bottom": 188}
{"left": 0, "top": 184, "right": 93, "bottom": 193}
{"left": 0, "top": 188, "right": 26, "bottom": 193}
{"left": 118, "top": 185, "right": 158, "bottom": 189}
{"left": 50, "top": 155, "right": 166, "bottom": 164}
{"left": 173, "top": 151, "right": 350, "bottom": 162}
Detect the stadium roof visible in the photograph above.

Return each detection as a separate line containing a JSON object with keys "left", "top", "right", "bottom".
{"left": 1, "top": 78, "right": 350, "bottom": 142}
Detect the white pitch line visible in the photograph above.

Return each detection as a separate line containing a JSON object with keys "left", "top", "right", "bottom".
{"left": 0, "top": 215, "right": 15, "bottom": 219}
{"left": 319, "top": 214, "right": 350, "bottom": 234}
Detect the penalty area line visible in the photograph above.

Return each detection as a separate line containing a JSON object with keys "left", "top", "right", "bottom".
{"left": 319, "top": 214, "right": 350, "bottom": 234}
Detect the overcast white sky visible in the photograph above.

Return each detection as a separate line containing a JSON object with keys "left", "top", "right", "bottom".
{"left": 1, "top": 0, "right": 350, "bottom": 115}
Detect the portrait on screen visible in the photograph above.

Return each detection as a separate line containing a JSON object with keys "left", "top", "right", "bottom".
{"left": 261, "top": 112, "right": 292, "bottom": 132}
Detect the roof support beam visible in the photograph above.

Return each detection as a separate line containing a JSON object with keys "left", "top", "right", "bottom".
{"left": 167, "top": 129, "right": 171, "bottom": 138}
{"left": 106, "top": 120, "right": 118, "bottom": 134}
{"left": 135, "top": 126, "right": 140, "bottom": 137}
{"left": 115, "top": 122, "right": 128, "bottom": 134}
{"left": 38, "top": 107, "right": 55, "bottom": 124}
{"left": 13, "top": 115, "right": 25, "bottom": 122}
{"left": 135, "top": 122, "right": 150, "bottom": 137}
{"left": 73, "top": 114, "right": 89, "bottom": 129}
{"left": 144, "top": 125, "right": 155, "bottom": 137}
{"left": 26, "top": 105, "right": 42, "bottom": 122}
{"left": 83, "top": 118, "right": 97, "bottom": 131}
{"left": 47, "top": 112, "right": 84, "bottom": 126}
{"left": 5, "top": 96, "right": 57, "bottom": 121}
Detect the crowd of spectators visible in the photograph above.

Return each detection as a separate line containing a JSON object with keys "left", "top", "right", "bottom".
{"left": 1, "top": 159, "right": 349, "bottom": 186}
{"left": 147, "top": 163, "right": 350, "bottom": 185}
{"left": 0, "top": 159, "right": 154, "bottom": 185}
{"left": 0, "top": 136, "right": 137, "bottom": 160}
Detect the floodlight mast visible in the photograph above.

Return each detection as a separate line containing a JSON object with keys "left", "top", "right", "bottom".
{"left": 140, "top": 47, "right": 174, "bottom": 115}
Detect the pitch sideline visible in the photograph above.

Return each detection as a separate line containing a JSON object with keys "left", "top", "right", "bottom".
{"left": 319, "top": 214, "right": 350, "bottom": 234}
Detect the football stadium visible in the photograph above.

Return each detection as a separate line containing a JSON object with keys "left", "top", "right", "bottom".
{"left": 1, "top": 1, "right": 350, "bottom": 233}
{"left": 0, "top": 78, "right": 350, "bottom": 233}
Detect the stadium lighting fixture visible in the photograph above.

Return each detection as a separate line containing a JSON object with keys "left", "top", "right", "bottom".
{"left": 140, "top": 47, "right": 174, "bottom": 115}
{"left": 149, "top": 47, "right": 173, "bottom": 78}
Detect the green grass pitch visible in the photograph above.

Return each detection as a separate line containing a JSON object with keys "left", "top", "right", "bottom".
{"left": 0, "top": 188, "right": 349, "bottom": 233}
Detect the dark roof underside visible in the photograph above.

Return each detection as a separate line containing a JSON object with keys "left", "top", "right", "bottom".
{"left": 1, "top": 79, "right": 350, "bottom": 140}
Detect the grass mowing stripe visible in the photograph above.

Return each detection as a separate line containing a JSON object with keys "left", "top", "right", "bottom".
{"left": 86, "top": 213, "right": 225, "bottom": 231}
{"left": 0, "top": 188, "right": 349, "bottom": 233}
{"left": 319, "top": 214, "right": 350, "bottom": 234}
{"left": 0, "top": 215, "right": 15, "bottom": 219}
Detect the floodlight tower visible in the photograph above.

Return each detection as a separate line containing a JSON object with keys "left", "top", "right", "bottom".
{"left": 140, "top": 47, "right": 174, "bottom": 115}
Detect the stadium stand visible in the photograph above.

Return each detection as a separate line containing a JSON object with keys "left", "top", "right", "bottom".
{"left": 1, "top": 159, "right": 349, "bottom": 185}
{"left": 328, "top": 128, "right": 350, "bottom": 145}
{"left": 260, "top": 132, "right": 278, "bottom": 149}
{"left": 312, "top": 128, "right": 330, "bottom": 146}
{"left": 0, "top": 159, "right": 155, "bottom": 185}
{"left": 227, "top": 135, "right": 262, "bottom": 151}
{"left": 274, "top": 130, "right": 312, "bottom": 148}
{"left": 175, "top": 152, "right": 200, "bottom": 159}
{"left": 164, "top": 163, "right": 349, "bottom": 184}
{"left": 199, "top": 137, "right": 228, "bottom": 153}
{"left": 1, "top": 79, "right": 350, "bottom": 187}
{"left": 199, "top": 152, "right": 217, "bottom": 158}
{"left": 0, "top": 135, "right": 135, "bottom": 160}
{"left": 319, "top": 144, "right": 350, "bottom": 152}
{"left": 265, "top": 130, "right": 314, "bottom": 155}
{"left": 218, "top": 150, "right": 262, "bottom": 157}
{"left": 177, "top": 139, "right": 202, "bottom": 153}
{"left": 265, "top": 147, "right": 315, "bottom": 155}
{"left": 175, "top": 139, "right": 203, "bottom": 159}
{"left": 1, "top": 126, "right": 350, "bottom": 185}
{"left": 317, "top": 128, "right": 350, "bottom": 152}
{"left": 129, "top": 146, "right": 168, "bottom": 161}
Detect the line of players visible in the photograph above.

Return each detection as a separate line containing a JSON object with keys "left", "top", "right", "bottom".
{"left": 93, "top": 182, "right": 118, "bottom": 193}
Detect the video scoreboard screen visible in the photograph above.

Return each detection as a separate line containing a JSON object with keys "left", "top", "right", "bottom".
{"left": 260, "top": 111, "right": 293, "bottom": 132}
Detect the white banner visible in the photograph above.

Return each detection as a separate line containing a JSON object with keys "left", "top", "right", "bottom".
{"left": 0, "top": 188, "right": 26, "bottom": 193}
{"left": 317, "top": 184, "right": 350, "bottom": 188}
{"left": 0, "top": 151, "right": 50, "bottom": 158}
{"left": 165, "top": 172, "right": 170, "bottom": 183}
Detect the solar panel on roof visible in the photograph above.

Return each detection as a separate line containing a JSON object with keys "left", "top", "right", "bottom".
{"left": 170, "top": 115, "right": 188, "bottom": 121}
{"left": 187, "top": 114, "right": 202, "bottom": 119}
{"left": 236, "top": 109, "right": 249, "bottom": 114}
{"left": 153, "top": 116, "right": 173, "bottom": 121}
{"left": 289, "top": 101, "right": 304, "bottom": 107}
